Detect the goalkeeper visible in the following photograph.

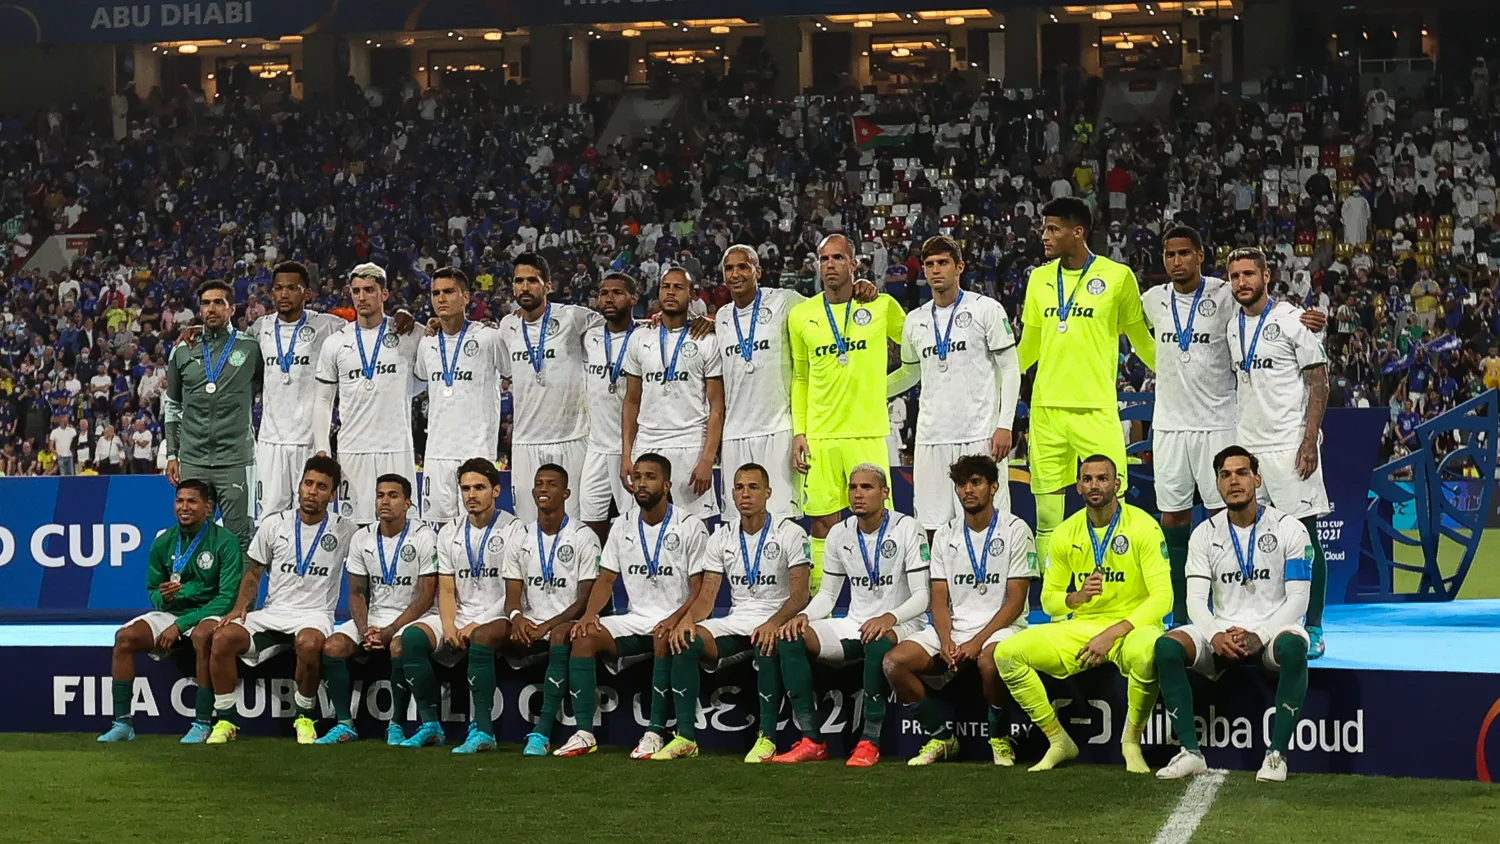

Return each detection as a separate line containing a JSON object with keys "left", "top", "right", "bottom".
{"left": 992, "top": 454, "right": 1170, "bottom": 773}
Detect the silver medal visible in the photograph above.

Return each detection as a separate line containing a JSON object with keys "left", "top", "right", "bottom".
{"left": 204, "top": 382, "right": 217, "bottom": 394}
{"left": 1179, "top": 350, "right": 1191, "bottom": 364}
{"left": 363, "top": 379, "right": 376, "bottom": 392}
{"left": 1238, "top": 370, "right": 1251, "bottom": 384}
{"left": 443, "top": 386, "right": 454, "bottom": 398}
{"left": 664, "top": 380, "right": 675, "bottom": 394}
{"left": 977, "top": 582, "right": 987, "bottom": 595}
{"left": 281, "top": 372, "right": 292, "bottom": 385}
{"left": 1056, "top": 321, "right": 1069, "bottom": 334}
{"left": 169, "top": 572, "right": 182, "bottom": 584}
{"left": 534, "top": 372, "right": 544, "bottom": 385}
{"left": 744, "top": 359, "right": 755, "bottom": 374}
{"left": 937, "top": 358, "right": 949, "bottom": 372}
{"left": 607, "top": 381, "right": 617, "bottom": 394}
{"left": 837, "top": 353, "right": 849, "bottom": 366}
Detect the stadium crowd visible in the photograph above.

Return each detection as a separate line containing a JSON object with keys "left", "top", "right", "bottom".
{"left": 3, "top": 55, "right": 1500, "bottom": 476}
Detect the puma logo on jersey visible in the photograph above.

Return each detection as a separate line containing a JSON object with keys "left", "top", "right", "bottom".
{"left": 280, "top": 563, "right": 331, "bottom": 577}
{"left": 724, "top": 339, "right": 771, "bottom": 357}
{"left": 848, "top": 574, "right": 894, "bottom": 588}
{"left": 511, "top": 348, "right": 558, "bottom": 364}
{"left": 950, "top": 572, "right": 1004, "bottom": 586}
{"left": 1158, "top": 331, "right": 1210, "bottom": 345}
{"left": 730, "top": 574, "right": 778, "bottom": 587}
{"left": 627, "top": 564, "right": 676, "bottom": 576}
{"left": 527, "top": 576, "right": 569, "bottom": 588}
{"left": 920, "top": 340, "right": 969, "bottom": 358}
{"left": 814, "top": 339, "right": 868, "bottom": 357}
{"left": 459, "top": 567, "right": 501, "bottom": 579}
{"left": 1220, "top": 568, "right": 1271, "bottom": 584}
{"left": 1043, "top": 306, "right": 1095, "bottom": 319}
{"left": 267, "top": 354, "right": 310, "bottom": 367}
{"left": 429, "top": 370, "right": 474, "bottom": 382}
{"left": 346, "top": 363, "right": 397, "bottom": 378}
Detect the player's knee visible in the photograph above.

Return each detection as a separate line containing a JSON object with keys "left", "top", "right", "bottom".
{"left": 210, "top": 625, "right": 245, "bottom": 657}
{"left": 1274, "top": 633, "right": 1309, "bottom": 666}
{"left": 652, "top": 638, "right": 671, "bottom": 659}
{"left": 548, "top": 624, "right": 572, "bottom": 646}
{"left": 114, "top": 625, "right": 144, "bottom": 652}
{"left": 323, "top": 635, "right": 355, "bottom": 659}
{"left": 400, "top": 625, "right": 432, "bottom": 655}
{"left": 571, "top": 633, "right": 599, "bottom": 658}
{"left": 191, "top": 624, "right": 215, "bottom": 650}
{"left": 473, "top": 623, "right": 507, "bottom": 650}
{"left": 991, "top": 642, "right": 1023, "bottom": 678}
{"left": 295, "top": 631, "right": 325, "bottom": 657}
{"left": 778, "top": 635, "right": 807, "bottom": 662}
{"left": 1154, "top": 635, "right": 1189, "bottom": 666}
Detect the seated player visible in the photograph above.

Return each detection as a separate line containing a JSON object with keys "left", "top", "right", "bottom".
{"left": 992, "top": 454, "right": 1170, "bottom": 773}
{"left": 98, "top": 480, "right": 243, "bottom": 744}
{"left": 397, "top": 458, "right": 521, "bottom": 753}
{"left": 507, "top": 464, "right": 602, "bottom": 757}
{"left": 884, "top": 455, "right": 1036, "bottom": 766}
{"left": 665, "top": 463, "right": 812, "bottom": 762}
{"left": 1155, "top": 446, "right": 1313, "bottom": 783}
{"left": 316, "top": 474, "right": 439, "bottom": 745}
{"left": 553, "top": 453, "right": 710, "bottom": 759}
{"left": 205, "top": 456, "right": 359, "bottom": 744}
{"left": 773, "top": 464, "right": 931, "bottom": 767}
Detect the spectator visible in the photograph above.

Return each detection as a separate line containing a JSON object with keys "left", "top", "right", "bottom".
{"left": 95, "top": 425, "right": 127, "bottom": 475}
{"left": 48, "top": 418, "right": 78, "bottom": 476}
{"left": 128, "top": 418, "right": 154, "bottom": 475}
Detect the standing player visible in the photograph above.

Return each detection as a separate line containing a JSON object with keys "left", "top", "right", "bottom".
{"left": 1224, "top": 247, "right": 1330, "bottom": 657}
{"left": 900, "top": 236, "right": 1021, "bottom": 530}
{"left": 314, "top": 263, "right": 424, "bottom": 524}
{"left": 553, "top": 454, "right": 710, "bottom": 759}
{"left": 507, "top": 464, "right": 602, "bottom": 757}
{"left": 1155, "top": 446, "right": 1312, "bottom": 783}
{"left": 788, "top": 234, "right": 915, "bottom": 588}
{"left": 1018, "top": 198, "right": 1156, "bottom": 566}
{"left": 251, "top": 261, "right": 348, "bottom": 519}
{"left": 668, "top": 463, "right": 812, "bottom": 762}
{"left": 883, "top": 455, "right": 1036, "bottom": 766}
{"left": 203, "top": 456, "right": 358, "bottom": 744}
{"left": 772, "top": 465, "right": 930, "bottom": 767}
{"left": 419, "top": 267, "right": 508, "bottom": 523}
{"left": 316, "top": 475, "right": 439, "bottom": 745}
{"left": 396, "top": 458, "right": 522, "bottom": 754}
{"left": 498, "top": 253, "right": 602, "bottom": 522}
{"left": 992, "top": 455, "right": 1170, "bottom": 773}
{"left": 580, "top": 272, "right": 639, "bottom": 539}
{"left": 97, "top": 481, "right": 242, "bottom": 744}
{"left": 621, "top": 267, "right": 725, "bottom": 518}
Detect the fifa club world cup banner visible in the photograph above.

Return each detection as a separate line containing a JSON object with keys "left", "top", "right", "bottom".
{"left": 7, "top": 645, "right": 1500, "bottom": 781}
{"left": 0, "top": 408, "right": 1390, "bottom": 621}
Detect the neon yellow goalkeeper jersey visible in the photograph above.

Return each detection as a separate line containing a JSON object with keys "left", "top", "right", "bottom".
{"left": 1021, "top": 254, "right": 1147, "bottom": 410}
{"left": 1040, "top": 502, "right": 1171, "bottom": 629}
{"left": 788, "top": 292, "right": 905, "bottom": 440}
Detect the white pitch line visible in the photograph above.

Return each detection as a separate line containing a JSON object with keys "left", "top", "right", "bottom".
{"left": 1150, "top": 770, "right": 1227, "bottom": 844}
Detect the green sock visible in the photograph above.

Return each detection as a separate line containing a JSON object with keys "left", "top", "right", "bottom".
{"left": 778, "top": 636, "right": 819, "bottom": 740}
{"left": 322, "top": 655, "right": 353, "bottom": 725}
{"left": 860, "top": 638, "right": 894, "bottom": 745}
{"left": 389, "top": 657, "right": 410, "bottom": 726}
{"left": 535, "top": 645, "right": 570, "bottom": 738}
{"left": 469, "top": 644, "right": 498, "bottom": 734}
{"left": 987, "top": 705, "right": 1005, "bottom": 740}
{"left": 401, "top": 627, "right": 440, "bottom": 723}
{"left": 1271, "top": 634, "right": 1310, "bottom": 753}
{"left": 755, "top": 653, "right": 781, "bottom": 735}
{"left": 112, "top": 679, "right": 133, "bottom": 724}
{"left": 1163, "top": 524, "right": 1193, "bottom": 623}
{"left": 671, "top": 638, "right": 705, "bottom": 740}
{"left": 1154, "top": 636, "right": 1199, "bottom": 752}
{"left": 909, "top": 697, "right": 951, "bottom": 739}
{"left": 648, "top": 654, "right": 673, "bottom": 735}
{"left": 193, "top": 684, "right": 214, "bottom": 724}
{"left": 1301, "top": 518, "right": 1327, "bottom": 627}
{"left": 568, "top": 656, "right": 598, "bottom": 733}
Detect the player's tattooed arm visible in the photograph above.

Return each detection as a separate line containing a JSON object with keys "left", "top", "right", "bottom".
{"left": 1298, "top": 364, "right": 1329, "bottom": 479}
{"left": 348, "top": 574, "right": 370, "bottom": 637}
{"left": 224, "top": 562, "right": 266, "bottom": 624}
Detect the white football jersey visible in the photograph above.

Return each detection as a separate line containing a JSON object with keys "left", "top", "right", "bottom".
{"left": 822, "top": 512, "right": 929, "bottom": 624}
{"left": 713, "top": 288, "right": 804, "bottom": 440}
{"left": 582, "top": 323, "right": 638, "bottom": 453}
{"left": 418, "top": 323, "right": 507, "bottom": 461}
{"left": 1227, "top": 300, "right": 1327, "bottom": 451}
{"left": 248, "top": 510, "right": 359, "bottom": 615}
{"left": 502, "top": 518, "right": 602, "bottom": 623}
{"left": 253, "top": 310, "right": 347, "bottom": 446}
{"left": 1186, "top": 505, "right": 1312, "bottom": 630}
{"left": 704, "top": 518, "right": 811, "bottom": 615}
{"left": 600, "top": 506, "right": 709, "bottom": 621}
{"left": 436, "top": 512, "right": 522, "bottom": 617}
{"left": 931, "top": 511, "right": 1037, "bottom": 631}
{"left": 1141, "top": 278, "right": 1237, "bottom": 432}
{"left": 498, "top": 303, "right": 603, "bottom": 445}
{"left": 315, "top": 318, "right": 424, "bottom": 453}
{"left": 345, "top": 520, "right": 440, "bottom": 616}
{"left": 623, "top": 324, "right": 723, "bottom": 451}
{"left": 900, "top": 292, "right": 1017, "bottom": 444}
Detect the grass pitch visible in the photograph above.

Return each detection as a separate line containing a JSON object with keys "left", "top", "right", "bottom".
{"left": 2, "top": 735, "right": 1495, "bottom": 843}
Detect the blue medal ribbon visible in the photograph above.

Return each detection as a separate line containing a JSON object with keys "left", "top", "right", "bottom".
{"left": 1170, "top": 279, "right": 1206, "bottom": 355}
{"left": 465, "top": 512, "right": 501, "bottom": 579}
{"left": 637, "top": 505, "right": 675, "bottom": 578}
{"left": 438, "top": 321, "right": 471, "bottom": 389}
{"left": 355, "top": 317, "right": 390, "bottom": 384}
{"left": 274, "top": 314, "right": 308, "bottom": 377}
{"left": 732, "top": 290, "right": 763, "bottom": 364}
{"left": 604, "top": 324, "right": 636, "bottom": 389}
{"left": 537, "top": 516, "right": 569, "bottom": 585}
{"left": 1055, "top": 254, "right": 1097, "bottom": 327}
{"left": 738, "top": 517, "right": 772, "bottom": 590}
{"left": 855, "top": 511, "right": 891, "bottom": 587}
{"left": 932, "top": 290, "right": 965, "bottom": 362}
{"left": 375, "top": 521, "right": 410, "bottom": 586}
{"left": 520, "top": 303, "right": 553, "bottom": 379}
{"left": 294, "top": 514, "right": 331, "bottom": 577}
{"left": 963, "top": 508, "right": 999, "bottom": 588}
{"left": 171, "top": 526, "right": 207, "bottom": 575}
{"left": 658, "top": 324, "right": 690, "bottom": 385}
{"left": 1238, "top": 298, "right": 1276, "bottom": 376}
{"left": 201, "top": 331, "right": 236, "bottom": 388}
{"left": 1086, "top": 505, "right": 1123, "bottom": 573}
{"left": 1228, "top": 507, "right": 1264, "bottom": 583}
{"left": 822, "top": 296, "right": 854, "bottom": 359}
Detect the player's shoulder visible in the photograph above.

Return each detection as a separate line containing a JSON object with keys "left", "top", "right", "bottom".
{"left": 311, "top": 310, "right": 348, "bottom": 332}
{"left": 1122, "top": 503, "right": 1164, "bottom": 536}
{"left": 890, "top": 511, "right": 924, "bottom": 541}
{"left": 673, "top": 510, "right": 709, "bottom": 535}
{"left": 827, "top": 515, "right": 858, "bottom": 545}
{"left": 775, "top": 517, "right": 809, "bottom": 544}
{"left": 328, "top": 512, "right": 360, "bottom": 541}
{"left": 1190, "top": 511, "right": 1226, "bottom": 545}
{"left": 562, "top": 519, "right": 599, "bottom": 545}
{"left": 787, "top": 292, "right": 824, "bottom": 321}
{"left": 248, "top": 313, "right": 273, "bottom": 336}
{"left": 408, "top": 519, "right": 441, "bottom": 546}
{"left": 436, "top": 518, "right": 465, "bottom": 545}
{"left": 148, "top": 525, "right": 179, "bottom": 554}
{"left": 1001, "top": 510, "right": 1035, "bottom": 540}
{"left": 1265, "top": 505, "right": 1310, "bottom": 543}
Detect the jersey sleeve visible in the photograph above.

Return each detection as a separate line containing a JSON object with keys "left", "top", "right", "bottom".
{"left": 315, "top": 335, "right": 340, "bottom": 384}
{"left": 622, "top": 334, "right": 643, "bottom": 379}
{"left": 574, "top": 306, "right": 605, "bottom": 335}
{"left": 1282, "top": 516, "right": 1314, "bottom": 582}
{"left": 146, "top": 533, "right": 171, "bottom": 610}
{"left": 1115, "top": 266, "right": 1147, "bottom": 328}
{"left": 1124, "top": 515, "right": 1173, "bottom": 630}
{"left": 1185, "top": 523, "right": 1214, "bottom": 581}
{"left": 901, "top": 518, "right": 930, "bottom": 574}
{"left": 683, "top": 517, "right": 711, "bottom": 576}
{"left": 1287, "top": 313, "right": 1329, "bottom": 369}
{"left": 500, "top": 532, "right": 525, "bottom": 581}
{"left": 1021, "top": 268, "right": 1044, "bottom": 326}
{"left": 899, "top": 314, "right": 920, "bottom": 365}
{"left": 702, "top": 528, "right": 729, "bottom": 574}
{"left": 247, "top": 516, "right": 277, "bottom": 568}
{"left": 600, "top": 524, "right": 624, "bottom": 573}
{"left": 407, "top": 333, "right": 428, "bottom": 383}
{"left": 987, "top": 299, "right": 1018, "bottom": 352}
{"left": 346, "top": 535, "right": 370, "bottom": 577}
{"left": 416, "top": 529, "right": 440, "bottom": 575}
{"left": 928, "top": 528, "right": 950, "bottom": 581}
{"left": 700, "top": 336, "right": 723, "bottom": 379}
{"left": 575, "top": 529, "right": 602, "bottom": 580}
{"left": 436, "top": 529, "right": 458, "bottom": 576}
{"left": 1039, "top": 521, "right": 1079, "bottom": 617}
{"left": 884, "top": 295, "right": 907, "bottom": 344}
{"left": 1006, "top": 518, "right": 1039, "bottom": 579}
{"left": 781, "top": 522, "right": 812, "bottom": 569}
{"left": 820, "top": 527, "right": 848, "bottom": 578}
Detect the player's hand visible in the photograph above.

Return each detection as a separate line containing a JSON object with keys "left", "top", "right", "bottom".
{"left": 954, "top": 637, "right": 984, "bottom": 665}
{"left": 1299, "top": 309, "right": 1328, "bottom": 333}
{"left": 158, "top": 580, "right": 181, "bottom": 602}
{"left": 687, "top": 316, "right": 715, "bottom": 340}
{"left": 990, "top": 427, "right": 1014, "bottom": 462}
{"left": 453, "top": 623, "right": 478, "bottom": 649}
{"left": 424, "top": 317, "right": 441, "bottom": 336}
{"left": 166, "top": 459, "right": 180, "bottom": 486}
{"left": 1210, "top": 631, "right": 1249, "bottom": 659}
{"left": 792, "top": 435, "right": 812, "bottom": 475}
{"left": 515, "top": 617, "right": 542, "bottom": 646}
{"left": 224, "top": 606, "right": 248, "bottom": 626}
{"left": 1080, "top": 570, "right": 1105, "bottom": 601}
{"left": 852, "top": 279, "right": 879, "bottom": 303}
{"left": 689, "top": 459, "right": 714, "bottom": 495}
{"left": 1295, "top": 437, "right": 1320, "bottom": 480}
{"left": 779, "top": 614, "right": 810, "bottom": 641}
{"left": 859, "top": 612, "right": 896, "bottom": 644}
{"left": 573, "top": 614, "right": 603, "bottom": 639}
{"left": 178, "top": 325, "right": 203, "bottom": 347}
{"left": 939, "top": 638, "right": 961, "bottom": 668}
{"left": 392, "top": 309, "right": 416, "bottom": 335}
{"left": 154, "top": 623, "right": 182, "bottom": 652}
{"left": 667, "top": 619, "right": 697, "bottom": 654}
{"left": 1076, "top": 629, "right": 1119, "bottom": 668}
{"left": 620, "top": 455, "right": 635, "bottom": 493}
{"left": 363, "top": 626, "right": 386, "bottom": 650}
{"left": 752, "top": 622, "right": 780, "bottom": 656}
{"left": 1238, "top": 631, "right": 1264, "bottom": 657}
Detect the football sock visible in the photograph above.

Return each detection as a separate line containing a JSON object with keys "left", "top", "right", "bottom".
{"left": 322, "top": 655, "right": 353, "bottom": 725}
{"left": 1154, "top": 636, "right": 1199, "bottom": 752}
{"left": 213, "top": 693, "right": 237, "bottom": 718}
{"left": 111, "top": 680, "right": 133, "bottom": 724}
{"left": 671, "top": 637, "right": 705, "bottom": 740}
{"left": 389, "top": 657, "right": 410, "bottom": 725}
{"left": 468, "top": 644, "right": 497, "bottom": 734}
{"left": 294, "top": 691, "right": 317, "bottom": 720}
{"left": 193, "top": 684, "right": 214, "bottom": 724}
{"left": 1029, "top": 716, "right": 1080, "bottom": 772}
{"left": 1033, "top": 493, "right": 1065, "bottom": 574}
{"left": 860, "top": 638, "right": 894, "bottom": 745}
{"left": 777, "top": 636, "right": 819, "bottom": 740}
{"left": 648, "top": 655, "right": 672, "bottom": 735}
{"left": 809, "top": 536, "right": 825, "bottom": 595}
{"left": 1301, "top": 518, "right": 1327, "bottom": 627}
{"left": 1271, "top": 634, "right": 1310, "bottom": 753}
{"left": 535, "top": 644, "right": 570, "bottom": 738}
{"left": 400, "top": 626, "right": 440, "bottom": 723}
{"left": 987, "top": 704, "right": 1005, "bottom": 740}
{"left": 568, "top": 656, "right": 598, "bottom": 734}
{"left": 755, "top": 653, "right": 781, "bottom": 735}
{"left": 1125, "top": 675, "right": 1159, "bottom": 735}
{"left": 910, "top": 697, "right": 951, "bottom": 740}
{"left": 1163, "top": 524, "right": 1193, "bottom": 623}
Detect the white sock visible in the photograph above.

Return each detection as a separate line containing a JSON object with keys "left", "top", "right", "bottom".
{"left": 214, "top": 693, "right": 236, "bottom": 715}
{"left": 294, "top": 692, "right": 317, "bottom": 712}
